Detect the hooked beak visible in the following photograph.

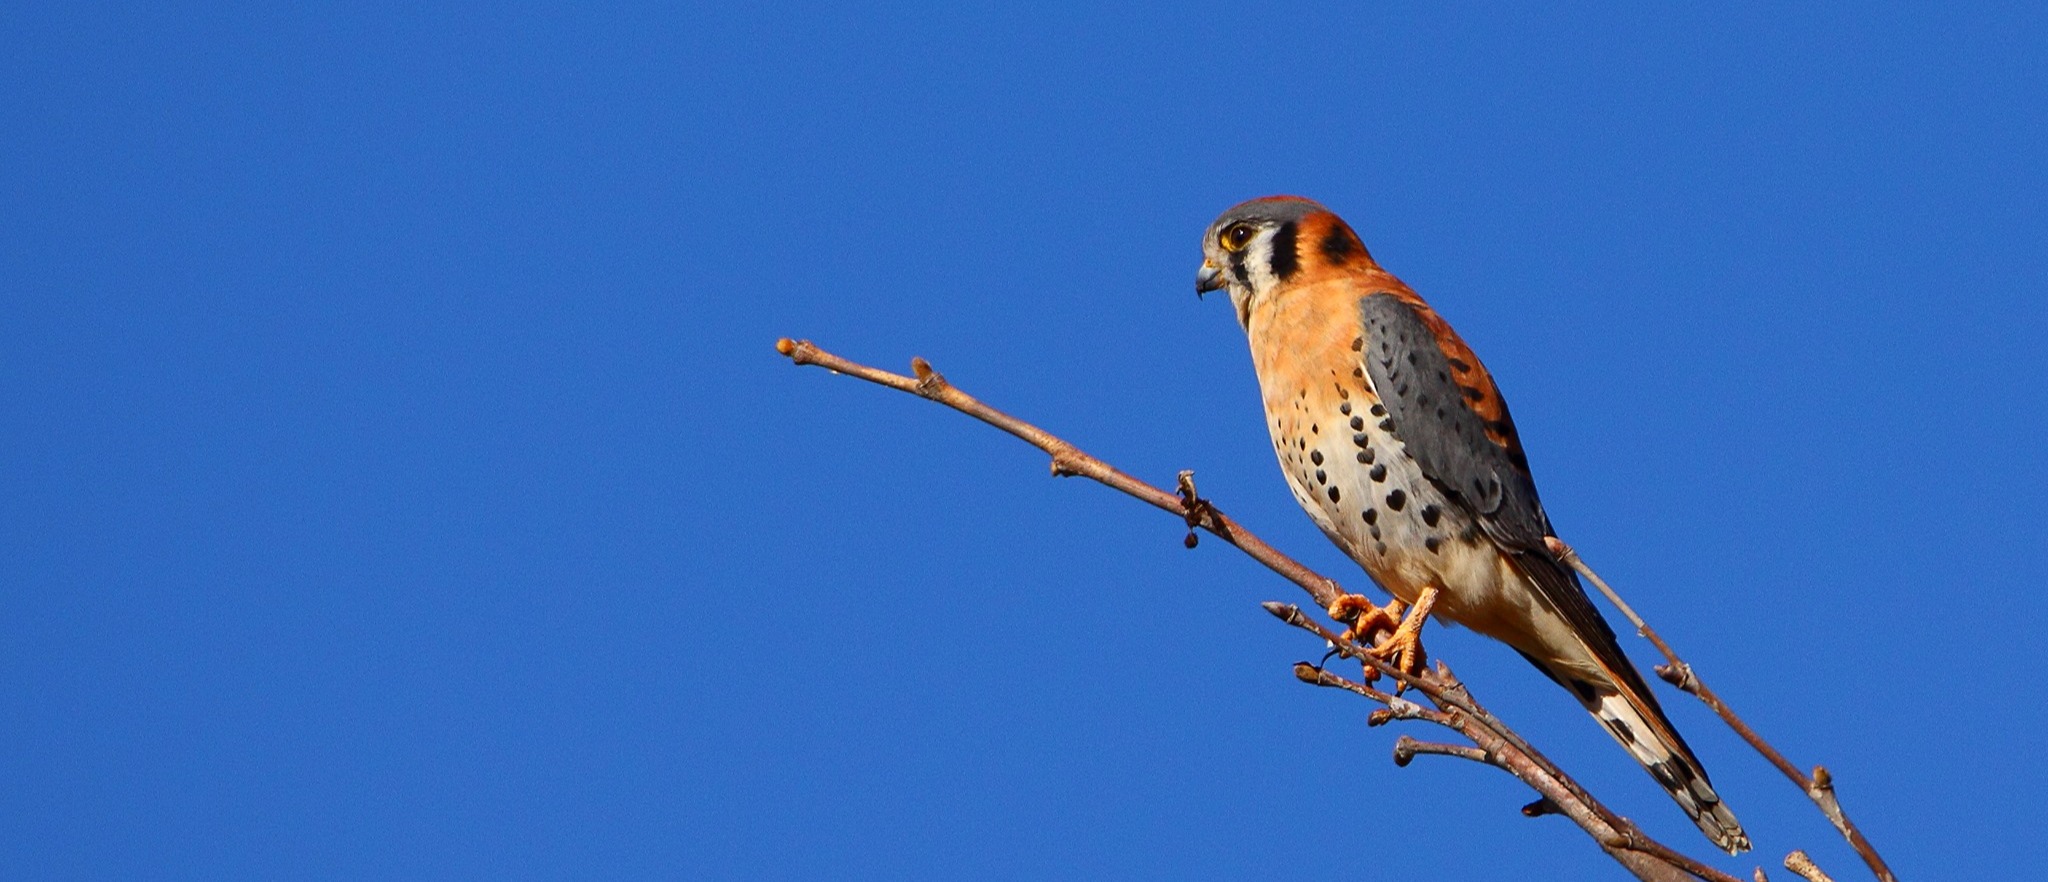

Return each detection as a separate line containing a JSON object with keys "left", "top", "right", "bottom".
{"left": 1195, "top": 259, "right": 1223, "bottom": 297}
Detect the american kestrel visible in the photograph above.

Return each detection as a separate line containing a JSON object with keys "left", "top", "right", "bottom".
{"left": 1197, "top": 196, "right": 1748, "bottom": 854}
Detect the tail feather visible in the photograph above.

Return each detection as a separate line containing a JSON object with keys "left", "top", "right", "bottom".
{"left": 1586, "top": 684, "right": 1750, "bottom": 855}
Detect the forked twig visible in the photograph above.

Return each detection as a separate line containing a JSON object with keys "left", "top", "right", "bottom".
{"left": 1547, "top": 539, "right": 1897, "bottom": 882}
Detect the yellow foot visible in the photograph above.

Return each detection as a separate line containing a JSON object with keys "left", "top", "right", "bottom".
{"left": 1327, "top": 594, "right": 1400, "bottom": 646}
{"left": 1365, "top": 587, "right": 1438, "bottom": 681}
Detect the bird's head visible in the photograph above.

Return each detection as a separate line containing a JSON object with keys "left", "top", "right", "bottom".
{"left": 1197, "top": 195, "right": 1372, "bottom": 328}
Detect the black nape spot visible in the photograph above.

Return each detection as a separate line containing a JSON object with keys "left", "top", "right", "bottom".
{"left": 1385, "top": 489, "right": 1407, "bottom": 511}
{"left": 1310, "top": 450, "right": 1324, "bottom": 466}
{"left": 1421, "top": 504, "right": 1441, "bottom": 527}
{"left": 1326, "top": 486, "right": 1340, "bottom": 503}
{"left": 1362, "top": 508, "right": 1378, "bottom": 525}
{"left": 1268, "top": 221, "right": 1300, "bottom": 279}
{"left": 1322, "top": 226, "right": 1361, "bottom": 265}
{"left": 1369, "top": 464, "right": 1387, "bottom": 482}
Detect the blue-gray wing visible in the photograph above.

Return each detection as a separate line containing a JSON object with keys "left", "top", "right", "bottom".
{"left": 1357, "top": 292, "right": 1552, "bottom": 551}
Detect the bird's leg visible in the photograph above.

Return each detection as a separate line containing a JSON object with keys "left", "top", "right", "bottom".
{"left": 1365, "top": 587, "right": 1438, "bottom": 681}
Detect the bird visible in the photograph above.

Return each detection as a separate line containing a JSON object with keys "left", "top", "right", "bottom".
{"left": 1196, "top": 195, "right": 1749, "bottom": 855}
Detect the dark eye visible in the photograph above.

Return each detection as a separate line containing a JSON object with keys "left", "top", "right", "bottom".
{"left": 1219, "top": 223, "right": 1255, "bottom": 251}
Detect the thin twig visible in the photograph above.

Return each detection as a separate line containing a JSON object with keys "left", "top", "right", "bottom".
{"left": 1393, "top": 735, "right": 1490, "bottom": 766}
{"left": 1547, "top": 538, "right": 1898, "bottom": 882}
{"left": 1784, "top": 851, "right": 1836, "bottom": 882}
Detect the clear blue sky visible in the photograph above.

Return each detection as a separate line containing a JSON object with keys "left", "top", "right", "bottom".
{"left": 5, "top": 4, "right": 2043, "bottom": 879}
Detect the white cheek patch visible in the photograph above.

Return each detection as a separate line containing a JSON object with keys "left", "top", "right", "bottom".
{"left": 1228, "top": 237, "right": 1279, "bottom": 329}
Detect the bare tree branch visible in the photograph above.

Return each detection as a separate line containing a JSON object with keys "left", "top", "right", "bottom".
{"left": 777, "top": 338, "right": 1885, "bottom": 882}
{"left": 1547, "top": 540, "right": 1899, "bottom": 882}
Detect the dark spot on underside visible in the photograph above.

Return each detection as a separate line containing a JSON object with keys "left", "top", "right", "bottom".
{"left": 1310, "top": 450, "right": 1323, "bottom": 465}
{"left": 1326, "top": 486, "right": 1340, "bottom": 503}
{"left": 1386, "top": 489, "right": 1407, "bottom": 511}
